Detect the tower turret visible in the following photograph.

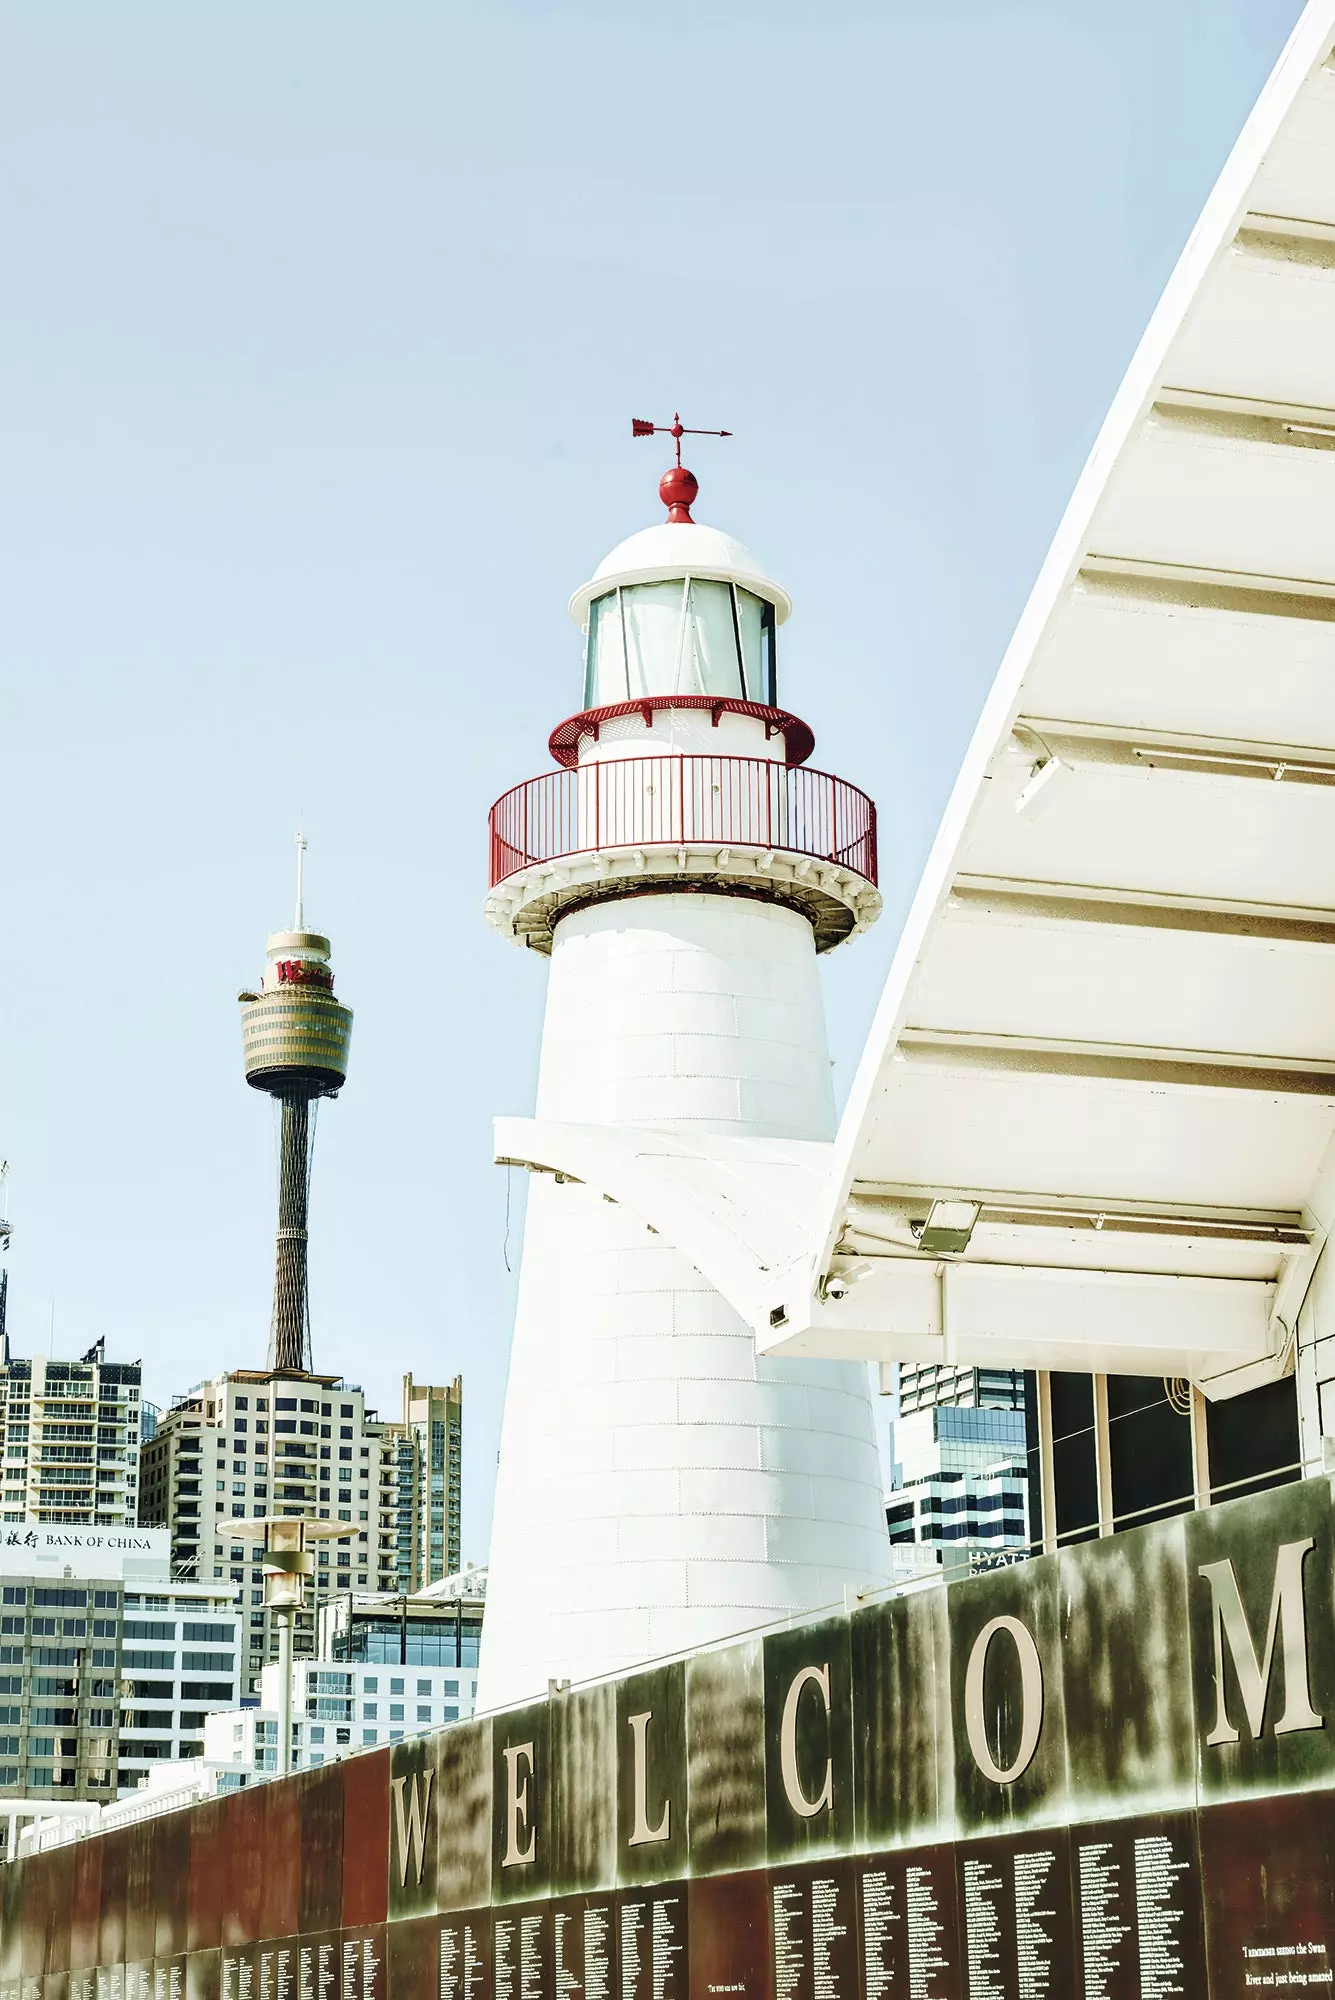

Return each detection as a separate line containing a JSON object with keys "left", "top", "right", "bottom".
{"left": 238, "top": 838, "right": 353, "bottom": 1373}
{"left": 478, "top": 442, "right": 892, "bottom": 1711}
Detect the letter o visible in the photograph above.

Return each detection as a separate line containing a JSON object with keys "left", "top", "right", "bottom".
{"left": 963, "top": 1615, "right": 1044, "bottom": 1784}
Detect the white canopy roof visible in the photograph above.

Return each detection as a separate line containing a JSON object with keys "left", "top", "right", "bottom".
{"left": 501, "top": 1, "right": 1335, "bottom": 1398}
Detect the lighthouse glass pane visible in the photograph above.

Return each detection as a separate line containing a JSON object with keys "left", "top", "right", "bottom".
{"left": 685, "top": 580, "right": 746, "bottom": 698}
{"left": 733, "top": 587, "right": 765, "bottom": 701}
{"left": 584, "top": 590, "right": 628, "bottom": 706}
{"left": 584, "top": 580, "right": 770, "bottom": 705}
{"left": 621, "top": 580, "right": 689, "bottom": 697}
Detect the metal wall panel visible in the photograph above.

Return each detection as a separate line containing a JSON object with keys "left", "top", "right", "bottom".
{"left": 1186, "top": 1476, "right": 1335, "bottom": 1803}
{"left": 850, "top": 1584, "right": 952, "bottom": 1853}
{"left": 1069, "top": 1810, "right": 1205, "bottom": 1999}
{"left": 69, "top": 1843, "right": 102, "bottom": 1973}
{"left": 150, "top": 1818, "right": 189, "bottom": 1965}
{"left": 388, "top": 1741, "right": 437, "bottom": 1924}
{"left": 21, "top": 1852, "right": 49, "bottom": 1979}
{"left": 383, "top": 1916, "right": 435, "bottom": 2000}
{"left": 1198, "top": 1790, "right": 1335, "bottom": 1993}
{"left": 490, "top": 1903, "right": 549, "bottom": 2000}
{"left": 549, "top": 1687, "right": 616, "bottom": 1897}
{"left": 341, "top": 1753, "right": 390, "bottom": 1931}
{"left": 262, "top": 1782, "right": 301, "bottom": 1945}
{"left": 855, "top": 1846, "right": 961, "bottom": 2000}
{"left": 685, "top": 1642, "right": 765, "bottom": 1878}
{"left": 185, "top": 1805, "right": 225, "bottom": 1957}
{"left": 767, "top": 1859, "right": 856, "bottom": 2000}
{"left": 490, "top": 1704, "right": 550, "bottom": 1907}
{"left": 98, "top": 1835, "right": 129, "bottom": 1976}
{"left": 298, "top": 1771, "right": 345, "bottom": 1940}
{"left": 43, "top": 1849, "right": 74, "bottom": 1977}
{"left": 124, "top": 1828, "right": 155, "bottom": 1968}
{"left": 763, "top": 1618, "right": 854, "bottom": 1865}
{"left": 435, "top": 1911, "right": 488, "bottom": 2000}
{"left": 945, "top": 1556, "right": 1068, "bottom": 1837}
{"left": 436, "top": 1721, "right": 492, "bottom": 1916}
{"left": 686, "top": 1873, "right": 770, "bottom": 2000}
{"left": 956, "top": 1828, "right": 1075, "bottom": 1999}
{"left": 222, "top": 1793, "right": 264, "bottom": 1950}
{"left": 619, "top": 1882, "right": 686, "bottom": 2000}
{"left": 294, "top": 1931, "right": 339, "bottom": 2000}
{"left": 614, "top": 1667, "right": 684, "bottom": 1891}
{"left": 1059, "top": 1522, "right": 1196, "bottom": 1823}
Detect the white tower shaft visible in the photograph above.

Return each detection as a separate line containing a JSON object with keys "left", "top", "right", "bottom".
{"left": 478, "top": 888, "right": 892, "bottom": 1709}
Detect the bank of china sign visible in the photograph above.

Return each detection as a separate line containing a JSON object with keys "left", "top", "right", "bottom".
{"left": 5, "top": 1477, "right": 1335, "bottom": 2000}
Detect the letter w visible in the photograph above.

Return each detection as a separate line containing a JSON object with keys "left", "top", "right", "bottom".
{"left": 391, "top": 1769, "right": 435, "bottom": 1887}
{"left": 1199, "top": 1538, "right": 1322, "bottom": 1746}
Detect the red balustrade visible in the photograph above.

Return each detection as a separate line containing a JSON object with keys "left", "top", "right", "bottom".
{"left": 488, "top": 754, "right": 877, "bottom": 889}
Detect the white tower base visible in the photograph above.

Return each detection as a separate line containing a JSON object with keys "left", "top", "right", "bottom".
{"left": 478, "top": 893, "right": 892, "bottom": 1711}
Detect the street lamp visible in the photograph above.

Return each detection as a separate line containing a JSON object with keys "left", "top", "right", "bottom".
{"left": 232, "top": 1515, "right": 356, "bottom": 1776}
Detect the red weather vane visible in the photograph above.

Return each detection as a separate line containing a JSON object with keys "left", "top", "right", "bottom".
{"left": 632, "top": 412, "right": 732, "bottom": 523}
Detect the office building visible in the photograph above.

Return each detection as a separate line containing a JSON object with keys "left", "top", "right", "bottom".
{"left": 884, "top": 1405, "right": 1031, "bottom": 1576}
{"left": 0, "top": 1349, "right": 143, "bottom": 1528}
{"left": 0, "top": 1522, "right": 239, "bottom": 1830}
{"left": 318, "top": 1565, "right": 485, "bottom": 1669}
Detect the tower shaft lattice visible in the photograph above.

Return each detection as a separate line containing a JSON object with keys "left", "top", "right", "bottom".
{"left": 268, "top": 1096, "right": 315, "bottom": 1373}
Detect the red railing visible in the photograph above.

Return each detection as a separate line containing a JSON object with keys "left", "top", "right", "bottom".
{"left": 489, "top": 754, "right": 877, "bottom": 889}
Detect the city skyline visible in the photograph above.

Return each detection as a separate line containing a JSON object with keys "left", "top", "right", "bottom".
{"left": 0, "top": 1, "right": 1304, "bottom": 1567}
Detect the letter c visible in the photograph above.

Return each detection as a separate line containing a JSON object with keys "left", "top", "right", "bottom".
{"left": 779, "top": 1663, "right": 833, "bottom": 1818}
{"left": 963, "top": 1615, "right": 1044, "bottom": 1784}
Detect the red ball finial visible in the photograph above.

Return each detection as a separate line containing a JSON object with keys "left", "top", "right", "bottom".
{"left": 660, "top": 464, "right": 699, "bottom": 524}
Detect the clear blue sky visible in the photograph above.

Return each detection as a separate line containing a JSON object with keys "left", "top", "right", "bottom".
{"left": 0, "top": 0, "right": 1304, "bottom": 1558}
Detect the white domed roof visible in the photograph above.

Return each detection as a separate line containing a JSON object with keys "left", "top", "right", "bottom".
{"left": 568, "top": 520, "right": 792, "bottom": 628}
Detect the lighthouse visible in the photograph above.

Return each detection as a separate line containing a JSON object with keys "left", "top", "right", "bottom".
{"left": 477, "top": 426, "right": 893, "bottom": 1709}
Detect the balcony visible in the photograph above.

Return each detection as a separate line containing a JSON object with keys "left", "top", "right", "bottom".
{"left": 487, "top": 753, "right": 879, "bottom": 954}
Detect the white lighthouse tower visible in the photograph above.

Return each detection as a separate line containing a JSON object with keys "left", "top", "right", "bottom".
{"left": 477, "top": 426, "right": 893, "bottom": 1709}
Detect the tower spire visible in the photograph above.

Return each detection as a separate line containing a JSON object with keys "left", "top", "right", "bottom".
{"left": 294, "top": 832, "right": 307, "bottom": 931}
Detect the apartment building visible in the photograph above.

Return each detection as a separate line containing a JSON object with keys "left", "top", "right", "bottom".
{"left": 140, "top": 1370, "right": 459, "bottom": 1694}
{"left": 0, "top": 1352, "right": 142, "bottom": 1527}
{"left": 400, "top": 1375, "right": 462, "bottom": 1586}
{"left": 141, "top": 1370, "right": 465, "bottom": 1692}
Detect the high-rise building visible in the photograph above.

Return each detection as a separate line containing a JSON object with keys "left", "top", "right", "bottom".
{"left": 400, "top": 1374, "right": 462, "bottom": 1586}
{"left": 138, "top": 1369, "right": 406, "bottom": 1694}
{"left": 896, "top": 1363, "right": 1027, "bottom": 1417}
{"left": 478, "top": 434, "right": 892, "bottom": 1707}
{"left": 0, "top": 1348, "right": 143, "bottom": 1527}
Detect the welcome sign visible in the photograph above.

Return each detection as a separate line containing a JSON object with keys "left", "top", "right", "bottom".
{"left": 4, "top": 1476, "right": 1335, "bottom": 2000}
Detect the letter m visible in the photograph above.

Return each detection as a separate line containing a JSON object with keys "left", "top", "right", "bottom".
{"left": 391, "top": 1768, "right": 435, "bottom": 1887}
{"left": 1199, "top": 1538, "right": 1322, "bottom": 1746}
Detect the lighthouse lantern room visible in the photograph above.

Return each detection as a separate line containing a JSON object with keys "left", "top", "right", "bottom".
{"left": 477, "top": 434, "right": 893, "bottom": 1711}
